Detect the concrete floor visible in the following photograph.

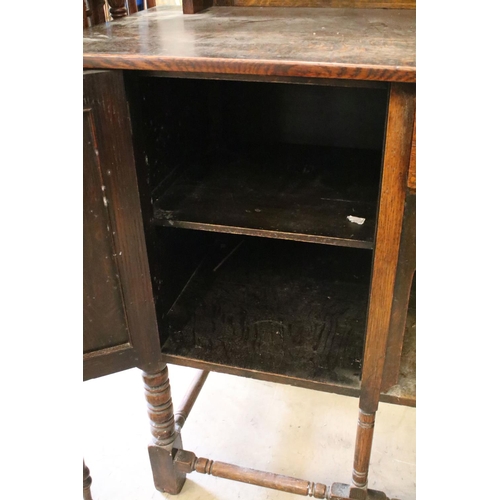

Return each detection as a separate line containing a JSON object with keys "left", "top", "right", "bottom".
{"left": 83, "top": 365, "right": 415, "bottom": 500}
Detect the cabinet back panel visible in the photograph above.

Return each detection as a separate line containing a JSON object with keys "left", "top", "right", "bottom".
{"left": 217, "top": 80, "right": 387, "bottom": 150}
{"left": 127, "top": 75, "right": 388, "bottom": 197}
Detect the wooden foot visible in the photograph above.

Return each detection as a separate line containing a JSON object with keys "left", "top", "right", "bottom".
{"left": 331, "top": 483, "right": 389, "bottom": 500}
{"left": 143, "top": 364, "right": 186, "bottom": 495}
{"left": 83, "top": 460, "right": 93, "bottom": 500}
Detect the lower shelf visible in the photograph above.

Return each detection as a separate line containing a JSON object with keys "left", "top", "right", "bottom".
{"left": 161, "top": 235, "right": 415, "bottom": 407}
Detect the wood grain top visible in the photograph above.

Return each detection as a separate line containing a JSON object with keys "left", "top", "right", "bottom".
{"left": 83, "top": 6, "right": 415, "bottom": 82}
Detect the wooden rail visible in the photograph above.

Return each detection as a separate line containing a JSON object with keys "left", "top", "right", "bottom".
{"left": 174, "top": 370, "right": 210, "bottom": 429}
{"left": 173, "top": 449, "right": 391, "bottom": 499}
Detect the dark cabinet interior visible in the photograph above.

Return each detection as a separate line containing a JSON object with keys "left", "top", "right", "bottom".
{"left": 120, "top": 73, "right": 414, "bottom": 404}
{"left": 129, "top": 76, "right": 387, "bottom": 246}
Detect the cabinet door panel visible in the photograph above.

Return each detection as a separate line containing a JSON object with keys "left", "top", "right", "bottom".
{"left": 83, "top": 70, "right": 161, "bottom": 380}
{"left": 84, "top": 109, "right": 130, "bottom": 353}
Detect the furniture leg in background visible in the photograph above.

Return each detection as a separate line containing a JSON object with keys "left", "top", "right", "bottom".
{"left": 83, "top": 460, "right": 93, "bottom": 500}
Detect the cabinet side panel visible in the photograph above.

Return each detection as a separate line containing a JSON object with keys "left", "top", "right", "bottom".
{"left": 360, "top": 82, "right": 415, "bottom": 412}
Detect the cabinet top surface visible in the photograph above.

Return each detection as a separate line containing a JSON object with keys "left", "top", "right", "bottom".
{"left": 83, "top": 6, "right": 415, "bottom": 82}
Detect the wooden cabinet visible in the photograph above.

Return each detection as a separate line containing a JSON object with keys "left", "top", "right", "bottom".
{"left": 83, "top": 6, "right": 415, "bottom": 499}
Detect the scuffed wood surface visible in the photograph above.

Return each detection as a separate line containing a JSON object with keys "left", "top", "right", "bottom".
{"left": 83, "top": 6, "right": 415, "bottom": 82}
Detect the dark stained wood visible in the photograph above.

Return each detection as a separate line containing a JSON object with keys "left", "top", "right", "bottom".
{"left": 143, "top": 367, "right": 177, "bottom": 445}
{"left": 381, "top": 192, "right": 415, "bottom": 392}
{"left": 83, "top": 70, "right": 163, "bottom": 380}
{"left": 174, "top": 370, "right": 210, "bottom": 429}
{"left": 83, "top": 7, "right": 416, "bottom": 83}
{"left": 83, "top": 460, "right": 93, "bottom": 500}
{"left": 183, "top": 0, "right": 214, "bottom": 14}
{"left": 359, "top": 82, "right": 416, "bottom": 412}
{"left": 407, "top": 118, "right": 416, "bottom": 190}
{"left": 137, "top": 70, "right": 389, "bottom": 88}
{"left": 83, "top": 108, "right": 130, "bottom": 354}
{"left": 147, "top": 0, "right": 157, "bottom": 7}
{"left": 108, "top": 0, "right": 128, "bottom": 19}
{"left": 83, "top": 344, "right": 139, "bottom": 379}
{"left": 143, "top": 365, "right": 186, "bottom": 494}
{"left": 84, "top": 1, "right": 89, "bottom": 29}
{"left": 89, "top": 0, "right": 106, "bottom": 26}
{"left": 216, "top": 0, "right": 414, "bottom": 6}
{"left": 153, "top": 145, "right": 382, "bottom": 249}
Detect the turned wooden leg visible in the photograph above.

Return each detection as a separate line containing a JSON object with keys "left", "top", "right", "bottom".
{"left": 350, "top": 411, "right": 375, "bottom": 499}
{"left": 83, "top": 460, "right": 93, "bottom": 500}
{"left": 143, "top": 364, "right": 186, "bottom": 495}
{"left": 107, "top": 0, "right": 128, "bottom": 20}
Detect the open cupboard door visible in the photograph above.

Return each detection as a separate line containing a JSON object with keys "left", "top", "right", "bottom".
{"left": 83, "top": 70, "right": 162, "bottom": 380}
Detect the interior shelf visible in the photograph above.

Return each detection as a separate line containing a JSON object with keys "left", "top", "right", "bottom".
{"left": 152, "top": 144, "right": 381, "bottom": 248}
{"left": 161, "top": 234, "right": 415, "bottom": 406}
